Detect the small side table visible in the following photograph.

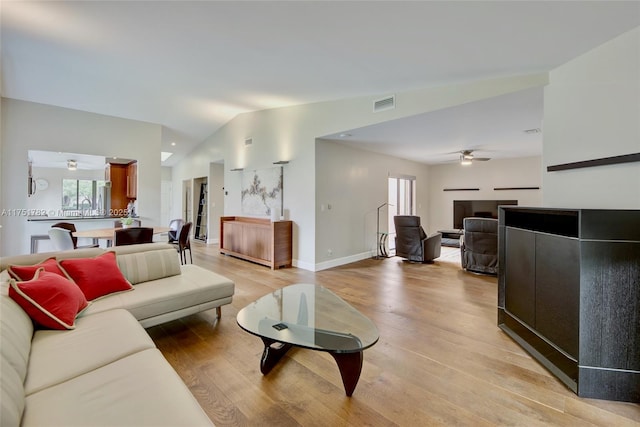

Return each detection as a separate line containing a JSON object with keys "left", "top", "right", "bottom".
{"left": 438, "top": 230, "right": 463, "bottom": 248}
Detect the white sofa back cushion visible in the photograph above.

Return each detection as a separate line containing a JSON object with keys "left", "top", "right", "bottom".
{"left": 114, "top": 248, "right": 181, "bottom": 285}
{"left": 0, "top": 248, "right": 105, "bottom": 272}
{"left": 1, "top": 289, "right": 35, "bottom": 426}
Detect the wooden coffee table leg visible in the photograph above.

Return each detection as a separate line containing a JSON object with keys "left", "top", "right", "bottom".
{"left": 260, "top": 338, "right": 292, "bottom": 375}
{"left": 330, "top": 351, "right": 363, "bottom": 396}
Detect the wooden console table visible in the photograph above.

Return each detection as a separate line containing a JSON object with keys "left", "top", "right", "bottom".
{"left": 220, "top": 216, "right": 292, "bottom": 269}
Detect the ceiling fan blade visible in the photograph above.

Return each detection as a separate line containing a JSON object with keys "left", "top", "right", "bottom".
{"left": 474, "top": 157, "right": 491, "bottom": 161}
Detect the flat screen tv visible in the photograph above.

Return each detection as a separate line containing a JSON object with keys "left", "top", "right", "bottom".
{"left": 453, "top": 200, "right": 518, "bottom": 230}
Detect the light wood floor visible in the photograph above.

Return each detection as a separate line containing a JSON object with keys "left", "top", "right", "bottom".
{"left": 147, "top": 243, "right": 640, "bottom": 426}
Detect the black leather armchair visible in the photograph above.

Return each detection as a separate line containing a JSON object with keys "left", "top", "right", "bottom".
{"left": 460, "top": 217, "right": 498, "bottom": 274}
{"left": 393, "top": 216, "right": 442, "bottom": 263}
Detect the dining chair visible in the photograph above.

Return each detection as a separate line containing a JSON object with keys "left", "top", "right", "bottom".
{"left": 114, "top": 227, "right": 154, "bottom": 246}
{"left": 48, "top": 227, "right": 76, "bottom": 251}
{"left": 168, "top": 218, "right": 184, "bottom": 244}
{"left": 51, "top": 222, "right": 98, "bottom": 249}
{"left": 172, "top": 221, "right": 192, "bottom": 264}
{"left": 114, "top": 219, "right": 142, "bottom": 228}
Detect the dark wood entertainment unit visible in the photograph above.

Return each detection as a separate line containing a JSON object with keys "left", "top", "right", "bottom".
{"left": 498, "top": 207, "right": 639, "bottom": 403}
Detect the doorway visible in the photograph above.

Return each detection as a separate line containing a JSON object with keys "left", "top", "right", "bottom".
{"left": 193, "top": 177, "right": 208, "bottom": 241}
{"left": 387, "top": 174, "right": 416, "bottom": 250}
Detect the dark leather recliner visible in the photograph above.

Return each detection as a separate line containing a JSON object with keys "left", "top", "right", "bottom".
{"left": 460, "top": 217, "right": 498, "bottom": 275}
{"left": 394, "top": 216, "right": 442, "bottom": 263}
{"left": 51, "top": 222, "right": 98, "bottom": 249}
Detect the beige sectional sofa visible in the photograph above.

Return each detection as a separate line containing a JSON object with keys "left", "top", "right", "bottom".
{"left": 1, "top": 243, "right": 235, "bottom": 426}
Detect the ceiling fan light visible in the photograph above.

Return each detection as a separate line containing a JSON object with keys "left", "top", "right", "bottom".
{"left": 460, "top": 155, "right": 472, "bottom": 166}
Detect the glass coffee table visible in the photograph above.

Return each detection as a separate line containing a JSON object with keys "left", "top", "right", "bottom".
{"left": 236, "top": 283, "right": 379, "bottom": 396}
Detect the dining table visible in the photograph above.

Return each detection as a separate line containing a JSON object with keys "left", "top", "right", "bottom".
{"left": 73, "top": 226, "right": 171, "bottom": 247}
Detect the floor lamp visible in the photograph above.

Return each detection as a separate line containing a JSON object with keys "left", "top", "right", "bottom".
{"left": 375, "top": 202, "right": 393, "bottom": 259}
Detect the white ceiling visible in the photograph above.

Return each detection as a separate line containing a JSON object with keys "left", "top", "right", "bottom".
{"left": 322, "top": 87, "right": 544, "bottom": 164}
{"left": 2, "top": 1, "right": 639, "bottom": 166}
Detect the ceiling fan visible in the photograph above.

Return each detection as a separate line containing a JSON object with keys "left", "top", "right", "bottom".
{"left": 459, "top": 150, "right": 491, "bottom": 165}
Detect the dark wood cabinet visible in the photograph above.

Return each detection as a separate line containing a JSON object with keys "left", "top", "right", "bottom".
{"left": 503, "top": 227, "right": 536, "bottom": 327}
{"left": 107, "top": 163, "right": 128, "bottom": 213}
{"left": 106, "top": 161, "right": 137, "bottom": 215}
{"left": 126, "top": 161, "right": 137, "bottom": 199}
{"left": 534, "top": 233, "right": 579, "bottom": 359}
{"left": 499, "top": 207, "right": 640, "bottom": 403}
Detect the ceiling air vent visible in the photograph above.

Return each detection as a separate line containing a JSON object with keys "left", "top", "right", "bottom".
{"left": 373, "top": 95, "right": 395, "bottom": 112}
{"left": 244, "top": 138, "right": 253, "bottom": 146}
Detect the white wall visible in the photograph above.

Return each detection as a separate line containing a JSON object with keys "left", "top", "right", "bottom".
{"left": 315, "top": 140, "right": 430, "bottom": 270}
{"left": 161, "top": 166, "right": 172, "bottom": 181}
{"left": 428, "top": 156, "right": 543, "bottom": 232}
{"left": 208, "top": 162, "right": 224, "bottom": 244}
{"left": 1, "top": 98, "right": 163, "bottom": 256}
{"left": 173, "top": 74, "right": 548, "bottom": 270}
{"left": 160, "top": 166, "right": 173, "bottom": 228}
{"left": 543, "top": 27, "right": 640, "bottom": 208}
{"left": 171, "top": 146, "right": 217, "bottom": 227}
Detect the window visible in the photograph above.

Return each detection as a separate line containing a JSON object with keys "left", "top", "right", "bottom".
{"left": 388, "top": 175, "right": 417, "bottom": 250}
{"left": 62, "top": 179, "right": 105, "bottom": 213}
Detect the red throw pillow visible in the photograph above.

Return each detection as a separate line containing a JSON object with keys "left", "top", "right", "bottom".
{"left": 58, "top": 252, "right": 133, "bottom": 301}
{"left": 9, "top": 269, "right": 89, "bottom": 330}
{"left": 8, "top": 257, "right": 68, "bottom": 281}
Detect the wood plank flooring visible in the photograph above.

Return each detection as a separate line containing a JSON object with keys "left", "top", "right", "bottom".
{"left": 146, "top": 242, "right": 640, "bottom": 426}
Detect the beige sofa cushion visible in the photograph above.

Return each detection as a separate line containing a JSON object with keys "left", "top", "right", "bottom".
{"left": 25, "top": 309, "right": 155, "bottom": 395}
{"left": 115, "top": 248, "right": 181, "bottom": 285}
{"left": 0, "top": 290, "right": 33, "bottom": 381}
{"left": 82, "top": 264, "right": 235, "bottom": 323}
{"left": 23, "top": 348, "right": 214, "bottom": 426}
{"left": 2, "top": 357, "right": 26, "bottom": 427}
{"left": 0, "top": 294, "right": 34, "bottom": 426}
{"left": 109, "top": 242, "right": 174, "bottom": 256}
{"left": 0, "top": 248, "right": 105, "bottom": 272}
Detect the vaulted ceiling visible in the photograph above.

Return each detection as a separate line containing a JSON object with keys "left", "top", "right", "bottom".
{"left": 2, "top": 1, "right": 639, "bottom": 165}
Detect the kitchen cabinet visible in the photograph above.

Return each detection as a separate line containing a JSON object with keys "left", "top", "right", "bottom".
{"left": 126, "top": 161, "right": 137, "bottom": 199}
{"left": 105, "top": 161, "right": 137, "bottom": 215}
{"left": 107, "top": 163, "right": 128, "bottom": 213}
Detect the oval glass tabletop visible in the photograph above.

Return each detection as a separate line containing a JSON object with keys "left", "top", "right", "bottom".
{"left": 237, "top": 283, "right": 379, "bottom": 353}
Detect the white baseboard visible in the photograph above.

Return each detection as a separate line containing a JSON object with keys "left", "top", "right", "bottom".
{"left": 246, "top": 251, "right": 378, "bottom": 272}
{"left": 311, "top": 251, "right": 374, "bottom": 272}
